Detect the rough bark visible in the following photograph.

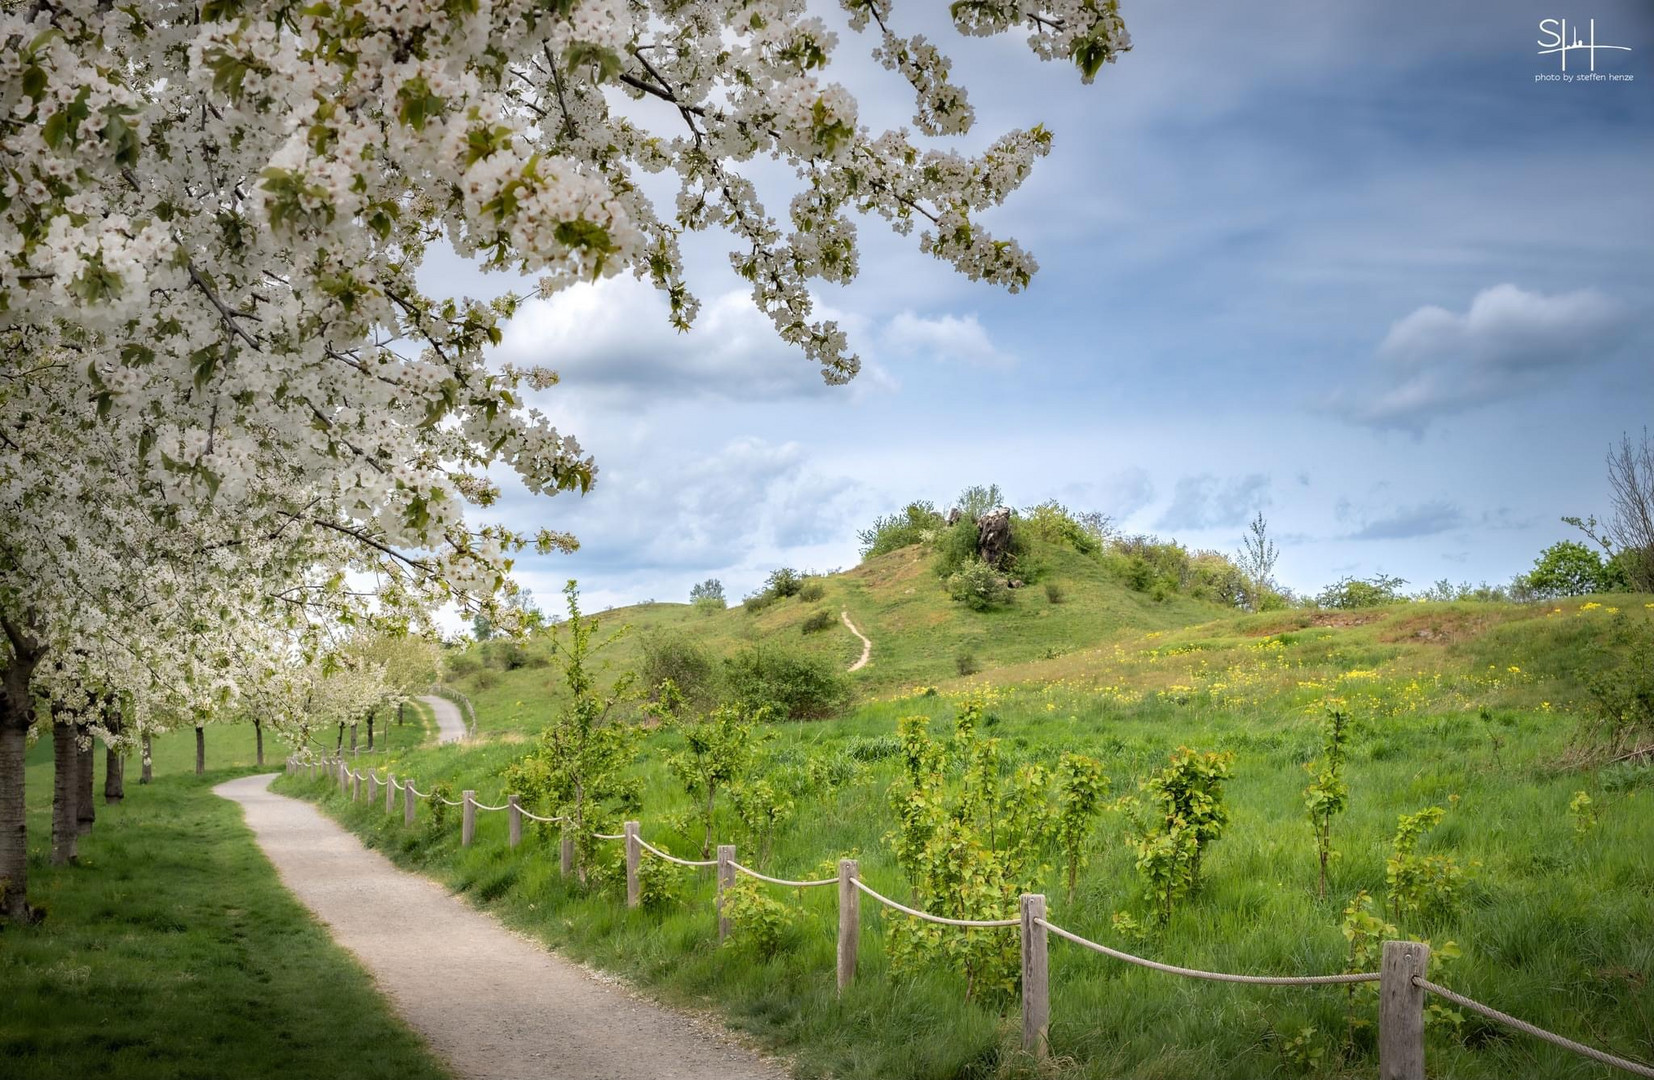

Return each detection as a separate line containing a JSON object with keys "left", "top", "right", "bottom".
{"left": 104, "top": 737, "right": 124, "bottom": 803}
{"left": 0, "top": 618, "right": 43, "bottom": 921}
{"left": 140, "top": 734, "right": 153, "bottom": 784}
{"left": 366, "top": 714, "right": 374, "bottom": 751}
{"left": 398, "top": 700, "right": 405, "bottom": 726}
{"left": 349, "top": 721, "right": 358, "bottom": 753}
{"left": 254, "top": 718, "right": 264, "bottom": 766}
{"left": 51, "top": 721, "right": 78, "bottom": 866}
{"left": 194, "top": 725, "right": 205, "bottom": 776}
{"left": 75, "top": 722, "right": 94, "bottom": 835}
{"left": 336, "top": 721, "right": 345, "bottom": 751}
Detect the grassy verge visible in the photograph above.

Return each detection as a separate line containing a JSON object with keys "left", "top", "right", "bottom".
{"left": 3, "top": 723, "right": 451, "bottom": 1080}
{"left": 280, "top": 598, "right": 1654, "bottom": 1079}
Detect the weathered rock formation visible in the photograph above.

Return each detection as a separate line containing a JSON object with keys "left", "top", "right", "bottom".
{"left": 975, "top": 506, "right": 1014, "bottom": 569}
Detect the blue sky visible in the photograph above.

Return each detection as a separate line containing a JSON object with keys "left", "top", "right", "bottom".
{"left": 436, "top": 0, "right": 1654, "bottom": 614}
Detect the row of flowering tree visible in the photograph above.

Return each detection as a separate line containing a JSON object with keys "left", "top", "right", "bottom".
{"left": 0, "top": 0, "right": 1133, "bottom": 921}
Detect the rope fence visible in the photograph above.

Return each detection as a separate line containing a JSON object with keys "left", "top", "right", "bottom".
{"left": 284, "top": 753, "right": 1654, "bottom": 1079}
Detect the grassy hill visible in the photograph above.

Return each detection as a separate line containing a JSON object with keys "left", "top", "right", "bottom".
{"left": 449, "top": 539, "right": 1232, "bottom": 734}
{"left": 292, "top": 534, "right": 1654, "bottom": 1079}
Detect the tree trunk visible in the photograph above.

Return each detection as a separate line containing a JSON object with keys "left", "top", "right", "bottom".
{"left": 75, "top": 723, "right": 94, "bottom": 835}
{"left": 194, "top": 725, "right": 205, "bottom": 776}
{"left": 0, "top": 719, "right": 29, "bottom": 920}
{"left": 140, "top": 734, "right": 153, "bottom": 784}
{"left": 366, "top": 714, "right": 374, "bottom": 751}
{"left": 51, "top": 721, "right": 78, "bottom": 866}
{"left": 336, "top": 721, "right": 345, "bottom": 751}
{"left": 254, "top": 718, "right": 264, "bottom": 766}
{"left": 103, "top": 711, "right": 124, "bottom": 804}
{"left": 349, "top": 721, "right": 358, "bottom": 753}
{"left": 398, "top": 700, "right": 405, "bottom": 726}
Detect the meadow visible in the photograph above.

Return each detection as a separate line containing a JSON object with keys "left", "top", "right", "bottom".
{"left": 2, "top": 714, "right": 450, "bottom": 1080}
{"left": 283, "top": 580, "right": 1654, "bottom": 1080}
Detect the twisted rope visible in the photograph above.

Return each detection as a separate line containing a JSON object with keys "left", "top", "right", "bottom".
{"left": 634, "top": 836, "right": 719, "bottom": 868}
{"left": 407, "top": 784, "right": 433, "bottom": 799}
{"left": 1415, "top": 978, "right": 1654, "bottom": 1078}
{"left": 437, "top": 796, "right": 463, "bottom": 807}
{"left": 516, "top": 808, "right": 566, "bottom": 823}
{"left": 1037, "top": 919, "right": 1378, "bottom": 986}
{"left": 470, "top": 799, "right": 510, "bottom": 812}
{"left": 730, "top": 861, "right": 835, "bottom": 888}
{"left": 593, "top": 831, "right": 626, "bottom": 840}
{"left": 390, "top": 779, "right": 405, "bottom": 792}
{"left": 852, "top": 879, "right": 1019, "bottom": 927}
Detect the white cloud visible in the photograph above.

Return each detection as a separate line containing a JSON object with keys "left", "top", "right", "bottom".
{"left": 881, "top": 310, "right": 1015, "bottom": 367}
{"left": 494, "top": 277, "right": 894, "bottom": 406}
{"left": 1336, "top": 284, "right": 1633, "bottom": 429}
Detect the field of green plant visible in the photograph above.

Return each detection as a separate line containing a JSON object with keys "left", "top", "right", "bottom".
{"left": 286, "top": 584, "right": 1654, "bottom": 1079}
{"left": 3, "top": 718, "right": 449, "bottom": 1080}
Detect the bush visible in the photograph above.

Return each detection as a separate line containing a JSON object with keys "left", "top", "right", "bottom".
{"left": 724, "top": 644, "right": 851, "bottom": 719}
{"left": 798, "top": 579, "right": 826, "bottom": 603}
{"left": 689, "top": 578, "right": 726, "bottom": 610}
{"left": 946, "top": 559, "right": 1011, "bottom": 611}
{"left": 800, "top": 609, "right": 835, "bottom": 634}
{"left": 639, "top": 630, "right": 719, "bottom": 707}
{"left": 857, "top": 500, "right": 946, "bottom": 559}
{"left": 481, "top": 639, "right": 529, "bottom": 670}
{"left": 743, "top": 589, "right": 777, "bottom": 615}
{"left": 765, "top": 567, "right": 802, "bottom": 598}
{"left": 1044, "top": 581, "right": 1065, "bottom": 604}
{"left": 445, "top": 651, "right": 482, "bottom": 679}
{"left": 955, "top": 651, "right": 980, "bottom": 676}
{"left": 1022, "top": 500, "right": 1111, "bottom": 555}
{"left": 1518, "top": 540, "right": 1624, "bottom": 599}
{"left": 1316, "top": 573, "right": 1408, "bottom": 609}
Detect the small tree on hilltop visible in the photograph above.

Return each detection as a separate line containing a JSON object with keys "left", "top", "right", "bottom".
{"left": 689, "top": 579, "right": 726, "bottom": 614}
{"left": 503, "top": 582, "right": 640, "bottom": 884}
{"left": 1304, "top": 710, "right": 1352, "bottom": 900}
{"left": 1520, "top": 540, "right": 1622, "bottom": 599}
{"left": 1237, "top": 512, "right": 1281, "bottom": 612}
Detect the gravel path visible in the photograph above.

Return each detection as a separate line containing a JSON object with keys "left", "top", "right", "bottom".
{"left": 216, "top": 774, "right": 787, "bottom": 1080}
{"left": 841, "top": 611, "right": 872, "bottom": 672}
{"left": 418, "top": 694, "right": 468, "bottom": 744}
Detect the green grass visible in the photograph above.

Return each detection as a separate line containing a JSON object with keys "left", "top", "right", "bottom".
{"left": 4, "top": 719, "right": 450, "bottom": 1080}
{"left": 448, "top": 541, "right": 1229, "bottom": 736}
{"left": 286, "top": 593, "right": 1654, "bottom": 1078}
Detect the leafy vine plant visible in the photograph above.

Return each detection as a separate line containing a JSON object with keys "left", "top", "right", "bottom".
{"left": 0, "top": 0, "right": 1137, "bottom": 921}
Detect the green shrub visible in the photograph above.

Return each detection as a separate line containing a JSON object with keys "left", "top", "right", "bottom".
{"left": 1044, "top": 581, "right": 1065, "bottom": 604}
{"left": 639, "top": 630, "right": 719, "bottom": 707}
{"left": 800, "top": 609, "right": 835, "bottom": 634}
{"left": 1518, "top": 540, "right": 1624, "bottom": 599}
{"left": 689, "top": 578, "right": 726, "bottom": 612}
{"left": 765, "top": 567, "right": 802, "bottom": 598}
{"left": 798, "top": 579, "right": 826, "bottom": 603}
{"left": 845, "top": 734, "right": 902, "bottom": 762}
{"left": 445, "top": 651, "right": 481, "bottom": 679}
{"left": 724, "top": 644, "right": 851, "bottom": 720}
{"left": 857, "top": 500, "right": 947, "bottom": 558}
{"left": 742, "top": 589, "right": 776, "bottom": 615}
{"left": 1022, "top": 500, "right": 1110, "bottom": 555}
{"left": 1316, "top": 573, "right": 1408, "bottom": 609}
{"left": 637, "top": 856, "right": 685, "bottom": 911}
{"left": 471, "top": 668, "right": 499, "bottom": 690}
{"left": 946, "top": 559, "right": 1010, "bottom": 611}
{"left": 481, "top": 640, "right": 529, "bottom": 670}
{"left": 955, "top": 651, "right": 980, "bottom": 676}
{"left": 721, "top": 878, "right": 792, "bottom": 953}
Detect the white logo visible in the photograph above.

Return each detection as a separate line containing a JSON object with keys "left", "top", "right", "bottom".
{"left": 1537, "top": 18, "right": 1631, "bottom": 72}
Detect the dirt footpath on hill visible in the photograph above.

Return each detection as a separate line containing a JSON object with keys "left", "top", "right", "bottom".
{"left": 216, "top": 773, "right": 788, "bottom": 1080}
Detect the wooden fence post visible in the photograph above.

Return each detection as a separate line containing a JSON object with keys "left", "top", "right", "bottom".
{"left": 560, "top": 829, "right": 574, "bottom": 876}
{"left": 624, "top": 821, "right": 641, "bottom": 909}
{"left": 837, "top": 858, "right": 859, "bottom": 993}
{"left": 507, "top": 795, "right": 523, "bottom": 849}
{"left": 352, "top": 770, "right": 361, "bottom": 802}
{"left": 1021, "top": 893, "right": 1049, "bottom": 1060}
{"left": 386, "top": 773, "right": 396, "bottom": 813}
{"left": 368, "top": 772, "right": 378, "bottom": 805}
{"left": 404, "top": 781, "right": 416, "bottom": 826}
{"left": 716, "top": 844, "right": 736, "bottom": 942}
{"left": 1380, "top": 940, "right": 1429, "bottom": 1080}
{"left": 462, "top": 791, "right": 477, "bottom": 847}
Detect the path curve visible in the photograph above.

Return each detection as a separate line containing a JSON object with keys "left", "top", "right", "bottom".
{"left": 840, "top": 611, "right": 872, "bottom": 672}
{"left": 418, "top": 694, "right": 467, "bottom": 744}
{"left": 215, "top": 774, "right": 786, "bottom": 1080}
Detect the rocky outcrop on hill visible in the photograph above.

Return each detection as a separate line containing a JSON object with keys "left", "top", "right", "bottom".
{"left": 976, "top": 506, "right": 1013, "bottom": 569}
